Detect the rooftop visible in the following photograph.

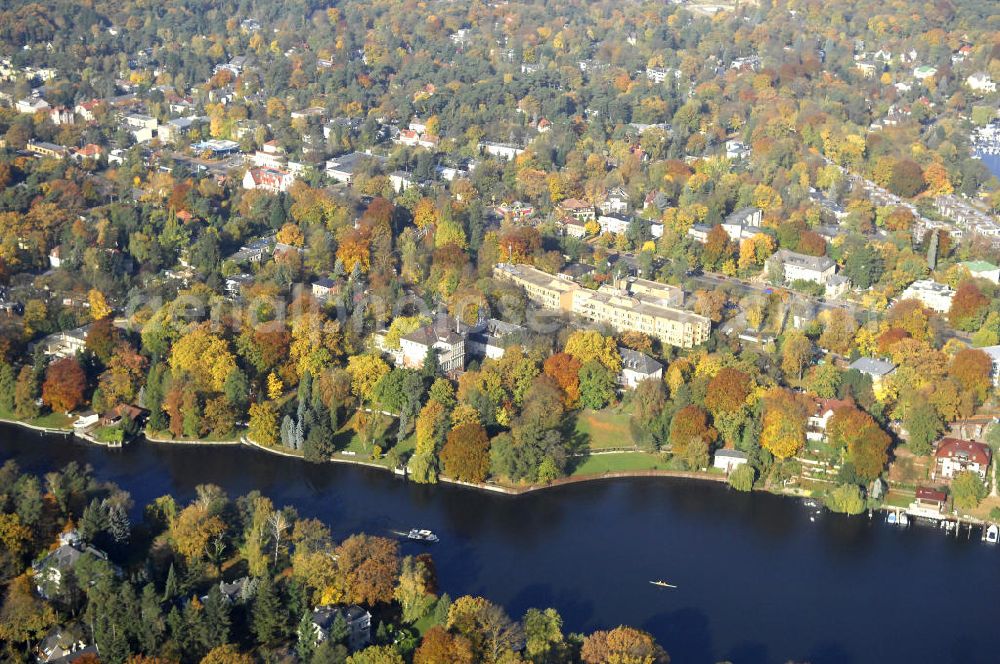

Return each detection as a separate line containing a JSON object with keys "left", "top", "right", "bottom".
{"left": 848, "top": 357, "right": 896, "bottom": 376}
{"left": 934, "top": 438, "right": 991, "bottom": 466}
{"left": 618, "top": 347, "right": 662, "bottom": 374}
{"left": 773, "top": 249, "right": 835, "bottom": 272}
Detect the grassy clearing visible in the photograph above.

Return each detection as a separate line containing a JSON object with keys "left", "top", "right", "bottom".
{"left": 574, "top": 408, "right": 635, "bottom": 450}
{"left": 335, "top": 412, "right": 398, "bottom": 456}
{"left": 570, "top": 451, "right": 666, "bottom": 476}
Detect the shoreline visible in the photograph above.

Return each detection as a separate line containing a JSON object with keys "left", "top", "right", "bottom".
{"left": 0, "top": 415, "right": 74, "bottom": 436}
{"left": 2, "top": 417, "right": 992, "bottom": 527}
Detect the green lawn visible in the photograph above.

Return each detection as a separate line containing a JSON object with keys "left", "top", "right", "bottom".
{"left": 0, "top": 408, "right": 76, "bottom": 430}
{"left": 570, "top": 451, "right": 666, "bottom": 476}
{"left": 34, "top": 412, "right": 75, "bottom": 428}
{"left": 92, "top": 425, "right": 124, "bottom": 444}
{"left": 335, "top": 412, "right": 398, "bottom": 456}
{"left": 574, "top": 408, "right": 635, "bottom": 450}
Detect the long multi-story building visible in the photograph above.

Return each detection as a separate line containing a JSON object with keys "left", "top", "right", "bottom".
{"left": 493, "top": 263, "right": 710, "bottom": 348}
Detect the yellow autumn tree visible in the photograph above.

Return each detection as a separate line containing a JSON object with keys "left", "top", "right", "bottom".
{"left": 564, "top": 330, "right": 622, "bottom": 373}
{"left": 88, "top": 289, "right": 113, "bottom": 321}
{"left": 346, "top": 354, "right": 389, "bottom": 401}
{"left": 760, "top": 390, "right": 806, "bottom": 459}
{"left": 413, "top": 198, "right": 438, "bottom": 230}
{"left": 168, "top": 324, "right": 237, "bottom": 393}
{"left": 276, "top": 222, "right": 305, "bottom": 247}
{"left": 267, "top": 372, "right": 284, "bottom": 399}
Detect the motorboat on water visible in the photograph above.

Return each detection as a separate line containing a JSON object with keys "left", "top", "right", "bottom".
{"left": 407, "top": 529, "right": 439, "bottom": 543}
{"left": 649, "top": 580, "right": 677, "bottom": 589}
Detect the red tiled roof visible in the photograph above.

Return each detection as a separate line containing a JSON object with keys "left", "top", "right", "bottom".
{"left": 915, "top": 487, "right": 947, "bottom": 503}
{"left": 812, "top": 398, "right": 853, "bottom": 416}
{"left": 934, "top": 438, "right": 992, "bottom": 466}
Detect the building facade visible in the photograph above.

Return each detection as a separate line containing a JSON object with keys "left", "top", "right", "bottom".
{"left": 493, "top": 263, "right": 710, "bottom": 349}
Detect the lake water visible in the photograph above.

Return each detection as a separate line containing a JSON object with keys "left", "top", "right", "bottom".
{"left": 3, "top": 424, "right": 999, "bottom": 664}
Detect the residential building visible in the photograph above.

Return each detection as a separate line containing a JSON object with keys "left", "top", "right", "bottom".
{"left": 48, "top": 106, "right": 74, "bottom": 125}
{"left": 466, "top": 319, "right": 526, "bottom": 360}
{"left": 726, "top": 207, "right": 763, "bottom": 228}
{"left": 731, "top": 55, "right": 762, "bottom": 71}
{"left": 242, "top": 167, "right": 296, "bottom": 193}
{"left": 932, "top": 438, "right": 991, "bottom": 481}
{"left": 769, "top": 249, "right": 836, "bottom": 285}
{"left": 252, "top": 141, "right": 286, "bottom": 169}
{"left": 599, "top": 187, "right": 630, "bottom": 215}
{"left": 34, "top": 326, "right": 91, "bottom": 359}
{"left": 71, "top": 144, "right": 103, "bottom": 162}
{"left": 492, "top": 263, "right": 578, "bottom": 311}
{"left": 825, "top": 275, "right": 850, "bottom": 299}
{"left": 395, "top": 128, "right": 439, "bottom": 149}
{"left": 558, "top": 198, "right": 596, "bottom": 222}
{"left": 847, "top": 357, "right": 896, "bottom": 389}
{"left": 618, "top": 347, "right": 662, "bottom": 389}
{"left": 687, "top": 224, "right": 712, "bottom": 243}
{"left": 325, "top": 152, "right": 384, "bottom": 184}
{"left": 645, "top": 67, "right": 679, "bottom": 83}
{"left": 33, "top": 531, "right": 110, "bottom": 598}
{"left": 159, "top": 117, "right": 203, "bottom": 143}
{"left": 49, "top": 245, "right": 63, "bottom": 268}
{"left": 15, "top": 97, "right": 50, "bottom": 114}
{"left": 124, "top": 113, "right": 158, "bottom": 131}
{"left": 224, "top": 273, "right": 253, "bottom": 298}
{"left": 74, "top": 100, "right": 101, "bottom": 122}
{"left": 896, "top": 279, "right": 955, "bottom": 313}
{"left": 227, "top": 236, "right": 275, "bottom": 265}
{"left": 494, "top": 201, "right": 535, "bottom": 220}
{"left": 807, "top": 398, "right": 852, "bottom": 442}
{"left": 389, "top": 171, "right": 417, "bottom": 193}
{"left": 37, "top": 625, "right": 96, "bottom": 663}
{"left": 913, "top": 65, "right": 937, "bottom": 80}
{"left": 726, "top": 139, "right": 751, "bottom": 160}
{"left": 960, "top": 260, "right": 1000, "bottom": 285}
{"left": 312, "top": 277, "right": 338, "bottom": 300}
{"left": 966, "top": 72, "right": 996, "bottom": 93}
{"left": 399, "top": 317, "right": 466, "bottom": 372}
{"left": 479, "top": 141, "right": 524, "bottom": 160}
{"left": 713, "top": 449, "right": 749, "bottom": 472}
{"left": 908, "top": 486, "right": 948, "bottom": 518}
{"left": 493, "top": 264, "right": 710, "bottom": 348}
{"left": 560, "top": 219, "right": 587, "bottom": 238}
{"left": 26, "top": 140, "right": 69, "bottom": 160}
{"left": 309, "top": 605, "right": 372, "bottom": 651}
{"left": 977, "top": 346, "right": 1000, "bottom": 386}
{"left": 597, "top": 215, "right": 630, "bottom": 235}
{"left": 856, "top": 61, "right": 877, "bottom": 78}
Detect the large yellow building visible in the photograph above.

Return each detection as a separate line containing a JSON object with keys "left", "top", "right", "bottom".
{"left": 493, "top": 263, "right": 710, "bottom": 348}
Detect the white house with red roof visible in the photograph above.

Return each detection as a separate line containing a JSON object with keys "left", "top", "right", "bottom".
{"left": 806, "top": 398, "right": 853, "bottom": 442}
{"left": 242, "top": 167, "right": 296, "bottom": 193}
{"left": 932, "top": 438, "right": 992, "bottom": 481}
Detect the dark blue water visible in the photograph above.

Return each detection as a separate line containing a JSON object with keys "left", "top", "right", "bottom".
{"left": 3, "top": 424, "right": 998, "bottom": 664}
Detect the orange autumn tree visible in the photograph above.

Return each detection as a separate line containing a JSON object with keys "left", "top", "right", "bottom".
{"left": 705, "top": 367, "right": 752, "bottom": 415}
{"left": 668, "top": 405, "right": 717, "bottom": 457}
{"left": 949, "top": 281, "right": 989, "bottom": 332}
{"left": 949, "top": 348, "right": 993, "bottom": 401}
{"left": 41, "top": 357, "right": 87, "bottom": 413}
{"left": 440, "top": 422, "right": 491, "bottom": 483}
{"left": 336, "top": 227, "right": 371, "bottom": 274}
{"left": 543, "top": 352, "right": 582, "bottom": 407}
